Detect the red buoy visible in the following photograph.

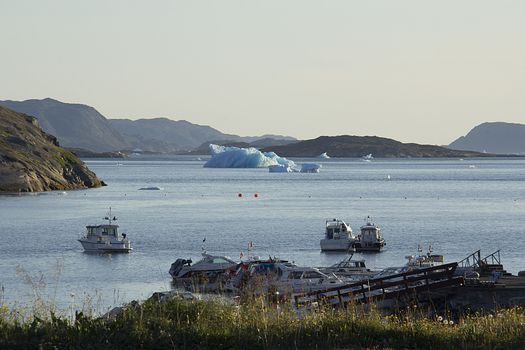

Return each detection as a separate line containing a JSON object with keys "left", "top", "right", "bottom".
{"left": 238, "top": 193, "right": 242, "bottom": 197}
{"left": 254, "top": 193, "right": 258, "bottom": 198}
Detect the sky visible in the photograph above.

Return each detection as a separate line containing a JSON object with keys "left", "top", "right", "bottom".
{"left": 1, "top": 0, "right": 525, "bottom": 144}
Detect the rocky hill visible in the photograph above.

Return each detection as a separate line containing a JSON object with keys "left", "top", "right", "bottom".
{"left": 109, "top": 118, "right": 240, "bottom": 152}
{"left": 0, "top": 106, "right": 104, "bottom": 192}
{"left": 449, "top": 122, "right": 525, "bottom": 154}
{"left": 0, "top": 98, "right": 296, "bottom": 153}
{"left": 0, "top": 98, "right": 129, "bottom": 152}
{"left": 109, "top": 118, "right": 296, "bottom": 153}
{"left": 262, "top": 135, "right": 491, "bottom": 158}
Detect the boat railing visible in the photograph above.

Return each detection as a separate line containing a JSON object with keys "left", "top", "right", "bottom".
{"left": 458, "top": 250, "right": 481, "bottom": 269}
{"left": 481, "top": 249, "right": 501, "bottom": 265}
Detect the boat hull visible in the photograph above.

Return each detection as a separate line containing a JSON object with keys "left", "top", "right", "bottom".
{"left": 320, "top": 239, "right": 355, "bottom": 252}
{"left": 79, "top": 239, "right": 132, "bottom": 253}
{"left": 354, "top": 242, "right": 385, "bottom": 252}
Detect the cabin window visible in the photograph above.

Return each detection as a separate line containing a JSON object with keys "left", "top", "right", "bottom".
{"left": 303, "top": 271, "right": 323, "bottom": 279}
{"left": 212, "top": 258, "right": 230, "bottom": 264}
{"left": 326, "top": 228, "right": 333, "bottom": 239}
{"left": 290, "top": 271, "right": 303, "bottom": 279}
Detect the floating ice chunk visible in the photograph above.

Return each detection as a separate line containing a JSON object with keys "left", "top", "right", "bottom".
{"left": 361, "top": 153, "right": 373, "bottom": 162}
{"left": 300, "top": 163, "right": 321, "bottom": 173}
{"left": 204, "top": 144, "right": 296, "bottom": 168}
{"left": 139, "top": 186, "right": 164, "bottom": 190}
{"left": 269, "top": 164, "right": 294, "bottom": 173}
{"left": 318, "top": 152, "right": 330, "bottom": 159}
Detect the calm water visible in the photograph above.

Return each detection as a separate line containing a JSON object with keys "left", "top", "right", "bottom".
{"left": 1, "top": 157, "right": 524, "bottom": 312}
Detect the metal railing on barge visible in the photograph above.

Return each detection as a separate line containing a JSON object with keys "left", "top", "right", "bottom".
{"left": 294, "top": 262, "right": 463, "bottom": 308}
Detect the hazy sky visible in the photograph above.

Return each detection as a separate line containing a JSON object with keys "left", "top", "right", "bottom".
{"left": 2, "top": 1, "right": 525, "bottom": 144}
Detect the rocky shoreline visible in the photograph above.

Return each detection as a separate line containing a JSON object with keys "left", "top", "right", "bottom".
{"left": 0, "top": 106, "right": 104, "bottom": 192}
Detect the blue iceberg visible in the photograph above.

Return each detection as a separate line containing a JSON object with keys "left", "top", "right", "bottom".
{"left": 204, "top": 144, "right": 321, "bottom": 173}
{"left": 204, "top": 144, "right": 296, "bottom": 168}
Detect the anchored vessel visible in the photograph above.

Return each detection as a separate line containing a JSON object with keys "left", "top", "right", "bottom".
{"left": 320, "top": 254, "right": 374, "bottom": 279}
{"left": 354, "top": 216, "right": 385, "bottom": 252}
{"left": 169, "top": 253, "right": 238, "bottom": 291}
{"left": 78, "top": 208, "right": 132, "bottom": 252}
{"left": 320, "top": 219, "right": 356, "bottom": 251}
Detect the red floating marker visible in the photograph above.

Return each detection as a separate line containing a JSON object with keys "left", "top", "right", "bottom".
{"left": 238, "top": 193, "right": 243, "bottom": 197}
{"left": 254, "top": 193, "right": 258, "bottom": 198}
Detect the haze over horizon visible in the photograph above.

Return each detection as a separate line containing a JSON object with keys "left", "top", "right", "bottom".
{"left": 2, "top": 1, "right": 525, "bottom": 144}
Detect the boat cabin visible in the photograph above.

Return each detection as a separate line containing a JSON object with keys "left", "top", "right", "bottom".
{"left": 85, "top": 224, "right": 122, "bottom": 238}
{"left": 359, "top": 223, "right": 381, "bottom": 243}
{"left": 325, "top": 219, "right": 353, "bottom": 240}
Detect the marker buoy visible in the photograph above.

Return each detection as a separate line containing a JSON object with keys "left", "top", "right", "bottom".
{"left": 238, "top": 193, "right": 242, "bottom": 197}
{"left": 254, "top": 193, "right": 258, "bottom": 198}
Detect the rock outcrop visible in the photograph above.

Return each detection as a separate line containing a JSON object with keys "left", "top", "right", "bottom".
{"left": 0, "top": 106, "right": 104, "bottom": 192}
{"left": 449, "top": 122, "right": 525, "bottom": 155}
{"left": 262, "top": 135, "right": 493, "bottom": 158}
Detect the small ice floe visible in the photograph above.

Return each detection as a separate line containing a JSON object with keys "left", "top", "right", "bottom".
{"left": 269, "top": 164, "right": 294, "bottom": 173}
{"left": 138, "top": 186, "right": 164, "bottom": 190}
{"left": 268, "top": 163, "right": 321, "bottom": 173}
{"left": 361, "top": 153, "right": 373, "bottom": 162}
{"left": 300, "top": 163, "right": 321, "bottom": 173}
{"left": 317, "top": 152, "right": 330, "bottom": 159}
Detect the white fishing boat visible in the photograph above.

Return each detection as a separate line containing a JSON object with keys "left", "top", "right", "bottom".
{"left": 320, "top": 219, "right": 356, "bottom": 251}
{"left": 169, "top": 253, "right": 238, "bottom": 291}
{"left": 230, "top": 258, "right": 346, "bottom": 295}
{"left": 354, "top": 216, "right": 385, "bottom": 252}
{"left": 404, "top": 244, "right": 444, "bottom": 270}
{"left": 320, "top": 254, "right": 375, "bottom": 279}
{"left": 78, "top": 208, "right": 132, "bottom": 253}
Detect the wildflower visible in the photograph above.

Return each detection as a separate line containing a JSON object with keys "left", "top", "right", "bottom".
{"left": 437, "top": 316, "right": 443, "bottom": 322}
{"left": 443, "top": 320, "right": 449, "bottom": 325}
{"left": 449, "top": 320, "right": 454, "bottom": 325}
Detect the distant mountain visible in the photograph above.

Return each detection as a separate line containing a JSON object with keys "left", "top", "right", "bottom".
{"left": 262, "top": 135, "right": 491, "bottom": 158}
{"left": 0, "top": 98, "right": 129, "bottom": 152}
{"left": 0, "top": 106, "right": 103, "bottom": 192}
{"left": 0, "top": 98, "right": 296, "bottom": 153}
{"left": 109, "top": 118, "right": 239, "bottom": 152}
{"left": 109, "top": 118, "right": 297, "bottom": 153}
{"left": 449, "top": 122, "right": 525, "bottom": 154}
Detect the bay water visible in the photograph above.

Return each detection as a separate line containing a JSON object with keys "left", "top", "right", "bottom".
{"left": 1, "top": 156, "right": 524, "bottom": 312}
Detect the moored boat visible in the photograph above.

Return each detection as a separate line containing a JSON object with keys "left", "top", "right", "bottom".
{"left": 354, "top": 216, "right": 385, "bottom": 252}
{"left": 169, "top": 253, "right": 238, "bottom": 291}
{"left": 78, "top": 208, "right": 132, "bottom": 253}
{"left": 320, "top": 219, "right": 356, "bottom": 252}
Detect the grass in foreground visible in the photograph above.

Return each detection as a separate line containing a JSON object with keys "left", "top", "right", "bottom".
{"left": 1, "top": 297, "right": 524, "bottom": 349}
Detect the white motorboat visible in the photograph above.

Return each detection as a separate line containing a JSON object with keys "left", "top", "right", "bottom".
{"left": 169, "top": 253, "right": 238, "bottom": 291}
{"left": 320, "top": 219, "right": 356, "bottom": 251}
{"left": 320, "top": 254, "right": 375, "bottom": 279}
{"left": 230, "top": 258, "right": 347, "bottom": 295}
{"left": 354, "top": 216, "right": 385, "bottom": 252}
{"left": 404, "top": 244, "right": 444, "bottom": 270}
{"left": 78, "top": 208, "right": 132, "bottom": 253}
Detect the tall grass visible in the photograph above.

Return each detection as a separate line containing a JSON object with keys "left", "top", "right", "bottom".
{"left": 1, "top": 294, "right": 524, "bottom": 349}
